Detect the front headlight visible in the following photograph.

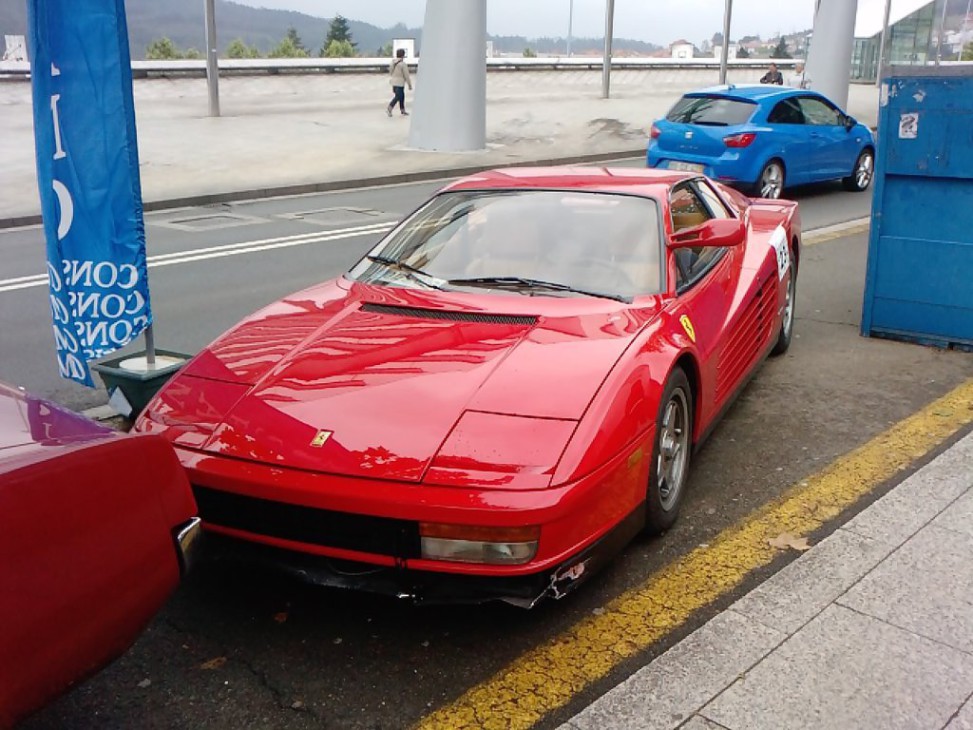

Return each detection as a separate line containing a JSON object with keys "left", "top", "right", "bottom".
{"left": 419, "top": 523, "right": 540, "bottom": 565}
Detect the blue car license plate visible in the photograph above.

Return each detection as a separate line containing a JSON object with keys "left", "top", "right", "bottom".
{"left": 669, "top": 161, "right": 705, "bottom": 173}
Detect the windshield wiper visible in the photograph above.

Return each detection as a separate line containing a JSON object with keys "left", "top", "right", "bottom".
{"left": 365, "top": 255, "right": 445, "bottom": 290}
{"left": 447, "top": 276, "right": 631, "bottom": 303}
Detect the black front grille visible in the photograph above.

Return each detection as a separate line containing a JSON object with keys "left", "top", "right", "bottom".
{"left": 362, "top": 302, "right": 537, "bottom": 326}
{"left": 193, "top": 486, "right": 421, "bottom": 558}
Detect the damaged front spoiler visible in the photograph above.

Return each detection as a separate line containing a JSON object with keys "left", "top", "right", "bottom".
{"left": 202, "top": 504, "right": 645, "bottom": 609}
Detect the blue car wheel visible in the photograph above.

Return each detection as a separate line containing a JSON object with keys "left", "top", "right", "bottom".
{"left": 842, "top": 148, "right": 874, "bottom": 192}
{"left": 757, "top": 160, "right": 785, "bottom": 199}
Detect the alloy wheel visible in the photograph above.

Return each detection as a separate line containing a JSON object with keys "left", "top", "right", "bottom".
{"left": 856, "top": 153, "right": 874, "bottom": 189}
{"left": 782, "top": 265, "right": 795, "bottom": 337}
{"left": 759, "top": 163, "right": 784, "bottom": 199}
{"left": 657, "top": 388, "right": 690, "bottom": 511}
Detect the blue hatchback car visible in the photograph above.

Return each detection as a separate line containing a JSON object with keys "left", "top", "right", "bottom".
{"left": 647, "top": 85, "right": 875, "bottom": 199}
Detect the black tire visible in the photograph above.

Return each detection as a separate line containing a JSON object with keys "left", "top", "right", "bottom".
{"left": 771, "top": 254, "right": 797, "bottom": 356}
{"left": 645, "top": 367, "right": 693, "bottom": 534}
{"left": 842, "top": 148, "right": 874, "bottom": 192}
{"left": 755, "top": 160, "right": 785, "bottom": 199}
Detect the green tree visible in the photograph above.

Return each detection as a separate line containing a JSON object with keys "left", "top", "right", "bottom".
{"left": 771, "top": 37, "right": 791, "bottom": 59}
{"left": 963, "top": 42, "right": 973, "bottom": 61}
{"left": 323, "top": 39, "right": 355, "bottom": 58}
{"left": 269, "top": 36, "right": 310, "bottom": 58}
{"left": 736, "top": 45, "right": 750, "bottom": 58}
{"left": 522, "top": 47, "right": 537, "bottom": 57}
{"left": 378, "top": 42, "right": 393, "bottom": 57}
{"left": 285, "top": 27, "right": 306, "bottom": 53}
{"left": 226, "top": 38, "right": 261, "bottom": 58}
{"left": 183, "top": 47, "right": 201, "bottom": 60}
{"left": 145, "top": 37, "right": 182, "bottom": 60}
{"left": 321, "top": 14, "right": 356, "bottom": 55}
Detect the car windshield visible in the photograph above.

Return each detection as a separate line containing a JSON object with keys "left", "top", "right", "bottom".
{"left": 666, "top": 95, "right": 757, "bottom": 126}
{"left": 348, "top": 190, "right": 663, "bottom": 300}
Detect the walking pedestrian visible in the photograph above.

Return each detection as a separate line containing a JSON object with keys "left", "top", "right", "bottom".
{"left": 760, "top": 63, "right": 783, "bottom": 85}
{"left": 386, "top": 48, "right": 412, "bottom": 117}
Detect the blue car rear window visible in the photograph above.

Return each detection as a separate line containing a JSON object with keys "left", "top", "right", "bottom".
{"left": 666, "top": 95, "right": 757, "bottom": 126}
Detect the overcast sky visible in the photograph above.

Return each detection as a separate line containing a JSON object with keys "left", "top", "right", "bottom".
{"left": 231, "top": 0, "right": 930, "bottom": 45}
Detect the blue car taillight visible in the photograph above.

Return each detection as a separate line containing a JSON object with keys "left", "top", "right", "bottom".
{"left": 723, "top": 132, "right": 756, "bottom": 148}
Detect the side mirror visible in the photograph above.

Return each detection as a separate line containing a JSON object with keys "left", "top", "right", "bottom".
{"left": 669, "top": 218, "right": 746, "bottom": 249}
{"left": 844, "top": 115, "right": 857, "bottom": 131}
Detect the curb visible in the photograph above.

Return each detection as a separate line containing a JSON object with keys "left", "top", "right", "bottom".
{"left": 0, "top": 148, "right": 647, "bottom": 230}
{"left": 803, "top": 216, "right": 870, "bottom": 245}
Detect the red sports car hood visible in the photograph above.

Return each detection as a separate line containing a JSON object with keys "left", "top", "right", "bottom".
{"left": 170, "top": 281, "right": 659, "bottom": 482}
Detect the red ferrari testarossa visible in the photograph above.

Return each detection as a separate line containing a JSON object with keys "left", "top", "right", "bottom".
{"left": 136, "top": 167, "right": 800, "bottom": 607}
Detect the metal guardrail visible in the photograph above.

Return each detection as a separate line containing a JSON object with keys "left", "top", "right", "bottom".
{"left": 0, "top": 56, "right": 796, "bottom": 80}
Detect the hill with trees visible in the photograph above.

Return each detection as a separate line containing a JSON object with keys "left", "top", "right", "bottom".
{"left": 0, "top": 0, "right": 660, "bottom": 59}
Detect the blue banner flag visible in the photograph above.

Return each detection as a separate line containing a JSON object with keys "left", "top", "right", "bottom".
{"left": 27, "top": 0, "right": 152, "bottom": 387}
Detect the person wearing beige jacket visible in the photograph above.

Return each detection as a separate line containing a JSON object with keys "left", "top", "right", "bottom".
{"left": 386, "top": 48, "right": 413, "bottom": 117}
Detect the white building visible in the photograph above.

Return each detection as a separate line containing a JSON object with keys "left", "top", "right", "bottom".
{"left": 670, "top": 40, "right": 695, "bottom": 59}
{"left": 712, "top": 43, "right": 739, "bottom": 60}
{"left": 392, "top": 38, "right": 416, "bottom": 60}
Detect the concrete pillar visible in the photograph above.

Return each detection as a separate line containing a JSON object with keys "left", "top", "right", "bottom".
{"left": 806, "top": 0, "right": 858, "bottom": 109}
{"left": 408, "top": 0, "right": 486, "bottom": 152}
{"left": 204, "top": 0, "right": 220, "bottom": 117}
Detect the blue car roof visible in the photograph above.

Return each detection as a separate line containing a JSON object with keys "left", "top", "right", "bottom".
{"left": 688, "top": 84, "right": 807, "bottom": 103}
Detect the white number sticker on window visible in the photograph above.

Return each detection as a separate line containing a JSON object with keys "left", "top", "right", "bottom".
{"left": 768, "top": 225, "right": 790, "bottom": 280}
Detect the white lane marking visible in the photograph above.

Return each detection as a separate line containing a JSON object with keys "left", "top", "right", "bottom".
{"left": 0, "top": 221, "right": 397, "bottom": 294}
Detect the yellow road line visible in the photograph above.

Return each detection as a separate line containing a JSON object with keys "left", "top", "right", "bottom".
{"left": 803, "top": 219, "right": 870, "bottom": 246}
{"left": 418, "top": 378, "right": 973, "bottom": 730}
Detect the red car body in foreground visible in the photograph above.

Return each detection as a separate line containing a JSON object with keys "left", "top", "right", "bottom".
{"left": 136, "top": 167, "right": 800, "bottom": 607}
{"left": 0, "top": 383, "right": 200, "bottom": 727}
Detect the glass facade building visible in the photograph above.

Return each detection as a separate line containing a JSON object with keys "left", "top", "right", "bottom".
{"left": 852, "top": 0, "right": 973, "bottom": 81}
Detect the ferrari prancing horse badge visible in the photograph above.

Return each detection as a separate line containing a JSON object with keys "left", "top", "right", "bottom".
{"left": 310, "top": 430, "right": 333, "bottom": 447}
{"left": 680, "top": 314, "right": 696, "bottom": 343}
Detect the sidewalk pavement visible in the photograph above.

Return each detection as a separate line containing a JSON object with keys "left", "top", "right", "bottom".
{"left": 0, "top": 69, "right": 882, "bottom": 227}
{"left": 562, "top": 429, "right": 973, "bottom": 730}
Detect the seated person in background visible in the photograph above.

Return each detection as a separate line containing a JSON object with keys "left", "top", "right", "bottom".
{"left": 760, "top": 63, "right": 783, "bottom": 85}
{"left": 787, "top": 62, "right": 811, "bottom": 89}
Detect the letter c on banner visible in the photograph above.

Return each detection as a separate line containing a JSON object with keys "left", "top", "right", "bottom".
{"left": 52, "top": 180, "right": 74, "bottom": 240}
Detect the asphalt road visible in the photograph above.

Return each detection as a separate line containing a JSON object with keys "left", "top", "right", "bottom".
{"left": 12, "top": 169, "right": 973, "bottom": 729}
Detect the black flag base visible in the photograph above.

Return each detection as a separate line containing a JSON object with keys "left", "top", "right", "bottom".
{"left": 91, "top": 349, "right": 189, "bottom": 419}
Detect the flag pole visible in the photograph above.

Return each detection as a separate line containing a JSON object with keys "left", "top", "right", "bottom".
{"left": 144, "top": 324, "right": 156, "bottom": 366}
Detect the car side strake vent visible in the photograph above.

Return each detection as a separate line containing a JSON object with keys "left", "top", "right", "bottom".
{"left": 361, "top": 303, "right": 537, "bottom": 326}
{"left": 715, "top": 275, "right": 777, "bottom": 402}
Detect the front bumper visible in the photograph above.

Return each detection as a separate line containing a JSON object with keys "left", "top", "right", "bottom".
{"left": 175, "top": 433, "right": 651, "bottom": 604}
{"left": 203, "top": 504, "right": 644, "bottom": 608}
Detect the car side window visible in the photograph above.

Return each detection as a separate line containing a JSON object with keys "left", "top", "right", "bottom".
{"left": 767, "top": 98, "right": 804, "bottom": 125}
{"left": 670, "top": 186, "right": 710, "bottom": 232}
{"left": 798, "top": 97, "right": 840, "bottom": 126}
{"left": 670, "top": 185, "right": 725, "bottom": 291}
{"left": 694, "top": 180, "right": 732, "bottom": 219}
